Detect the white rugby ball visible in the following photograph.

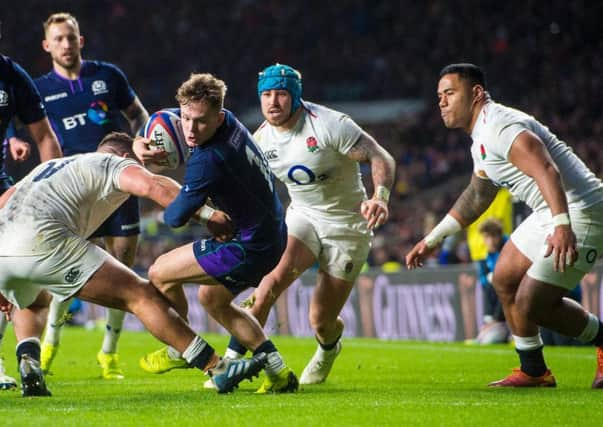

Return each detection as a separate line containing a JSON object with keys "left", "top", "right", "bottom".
{"left": 142, "top": 110, "right": 189, "bottom": 171}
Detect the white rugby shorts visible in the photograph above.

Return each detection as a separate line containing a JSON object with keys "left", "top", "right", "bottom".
{"left": 0, "top": 228, "right": 109, "bottom": 309}
{"left": 511, "top": 203, "right": 603, "bottom": 289}
{"left": 286, "top": 206, "right": 371, "bottom": 282}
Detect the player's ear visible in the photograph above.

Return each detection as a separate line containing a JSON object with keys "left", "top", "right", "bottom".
{"left": 42, "top": 39, "right": 50, "bottom": 53}
{"left": 217, "top": 111, "right": 225, "bottom": 126}
{"left": 473, "top": 85, "right": 485, "bottom": 102}
{"left": 79, "top": 35, "right": 85, "bottom": 49}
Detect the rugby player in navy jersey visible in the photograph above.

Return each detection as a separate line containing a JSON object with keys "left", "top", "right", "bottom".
{"left": 0, "top": 20, "right": 63, "bottom": 390}
{"left": 137, "top": 73, "right": 298, "bottom": 393}
{"left": 7, "top": 12, "right": 149, "bottom": 380}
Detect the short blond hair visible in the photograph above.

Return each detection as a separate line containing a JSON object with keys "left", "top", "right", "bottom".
{"left": 44, "top": 12, "right": 80, "bottom": 35}
{"left": 176, "top": 73, "right": 227, "bottom": 111}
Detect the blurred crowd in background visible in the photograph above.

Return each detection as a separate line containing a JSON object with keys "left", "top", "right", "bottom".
{"left": 3, "top": 0, "right": 602, "bottom": 272}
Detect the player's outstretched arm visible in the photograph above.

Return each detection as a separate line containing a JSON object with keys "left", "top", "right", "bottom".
{"left": 406, "top": 174, "right": 498, "bottom": 269}
{"left": 118, "top": 164, "right": 234, "bottom": 241}
{"left": 347, "top": 131, "right": 396, "bottom": 229}
{"left": 508, "top": 130, "right": 576, "bottom": 272}
{"left": 25, "top": 117, "right": 63, "bottom": 161}
{"left": 118, "top": 164, "right": 182, "bottom": 209}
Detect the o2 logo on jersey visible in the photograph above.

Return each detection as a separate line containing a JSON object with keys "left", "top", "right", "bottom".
{"left": 288, "top": 164, "right": 329, "bottom": 185}
{"left": 88, "top": 100, "right": 110, "bottom": 125}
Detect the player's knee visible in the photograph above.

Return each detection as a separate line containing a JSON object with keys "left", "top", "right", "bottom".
{"left": 197, "top": 286, "right": 221, "bottom": 310}
{"left": 148, "top": 261, "right": 167, "bottom": 289}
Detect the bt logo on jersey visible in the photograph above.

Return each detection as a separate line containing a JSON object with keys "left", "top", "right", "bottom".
{"left": 62, "top": 100, "right": 110, "bottom": 130}
{"left": 63, "top": 113, "right": 88, "bottom": 130}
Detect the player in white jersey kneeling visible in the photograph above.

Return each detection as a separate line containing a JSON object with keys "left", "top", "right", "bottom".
{"left": 219, "top": 64, "right": 396, "bottom": 390}
{"left": 406, "top": 63, "right": 603, "bottom": 388}
{"left": 0, "top": 132, "right": 266, "bottom": 396}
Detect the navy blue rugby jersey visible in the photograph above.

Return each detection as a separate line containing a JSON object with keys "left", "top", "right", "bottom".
{"left": 33, "top": 60, "right": 136, "bottom": 155}
{"left": 164, "top": 109, "right": 285, "bottom": 247}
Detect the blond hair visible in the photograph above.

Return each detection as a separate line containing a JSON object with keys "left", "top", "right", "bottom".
{"left": 44, "top": 12, "right": 80, "bottom": 35}
{"left": 176, "top": 73, "right": 227, "bottom": 111}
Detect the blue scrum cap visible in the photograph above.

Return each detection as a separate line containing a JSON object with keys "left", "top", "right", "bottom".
{"left": 257, "top": 63, "right": 302, "bottom": 112}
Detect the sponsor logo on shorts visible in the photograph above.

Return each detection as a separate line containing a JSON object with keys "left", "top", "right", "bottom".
{"left": 345, "top": 262, "right": 354, "bottom": 274}
{"left": 121, "top": 222, "right": 140, "bottom": 231}
{"left": 586, "top": 249, "right": 598, "bottom": 264}
{"left": 64, "top": 267, "right": 82, "bottom": 284}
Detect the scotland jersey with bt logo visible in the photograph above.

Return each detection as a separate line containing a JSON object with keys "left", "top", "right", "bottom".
{"left": 253, "top": 101, "right": 368, "bottom": 224}
{"left": 33, "top": 60, "right": 136, "bottom": 155}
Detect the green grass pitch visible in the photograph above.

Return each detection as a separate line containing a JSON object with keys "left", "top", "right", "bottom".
{"left": 1, "top": 327, "right": 601, "bottom": 426}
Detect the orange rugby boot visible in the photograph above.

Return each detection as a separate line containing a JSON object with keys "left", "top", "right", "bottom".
{"left": 488, "top": 368, "right": 556, "bottom": 388}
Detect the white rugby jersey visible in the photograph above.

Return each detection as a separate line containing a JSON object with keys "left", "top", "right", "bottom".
{"left": 0, "top": 153, "right": 137, "bottom": 254}
{"left": 470, "top": 101, "right": 603, "bottom": 213}
{"left": 254, "top": 101, "right": 368, "bottom": 223}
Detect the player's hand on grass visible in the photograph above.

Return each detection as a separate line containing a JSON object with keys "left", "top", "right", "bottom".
{"left": 405, "top": 239, "right": 436, "bottom": 270}
{"left": 133, "top": 136, "right": 168, "bottom": 165}
{"left": 207, "top": 210, "right": 235, "bottom": 242}
{"left": 361, "top": 198, "right": 389, "bottom": 229}
{"left": 545, "top": 224, "right": 578, "bottom": 272}
{"left": 8, "top": 137, "right": 31, "bottom": 162}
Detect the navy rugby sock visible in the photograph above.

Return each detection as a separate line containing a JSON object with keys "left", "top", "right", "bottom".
{"left": 228, "top": 336, "right": 248, "bottom": 356}
{"left": 516, "top": 347, "right": 547, "bottom": 377}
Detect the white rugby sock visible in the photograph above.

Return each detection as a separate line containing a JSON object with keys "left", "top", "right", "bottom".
{"left": 101, "top": 308, "right": 125, "bottom": 354}
{"left": 182, "top": 336, "right": 208, "bottom": 363}
{"left": 513, "top": 334, "right": 544, "bottom": 350}
{"left": 224, "top": 348, "right": 244, "bottom": 360}
{"left": 43, "top": 298, "right": 72, "bottom": 346}
{"left": 264, "top": 351, "right": 286, "bottom": 380}
{"left": 167, "top": 346, "right": 182, "bottom": 360}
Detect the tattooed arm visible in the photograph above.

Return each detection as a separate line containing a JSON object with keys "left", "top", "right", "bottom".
{"left": 449, "top": 173, "right": 499, "bottom": 227}
{"left": 406, "top": 173, "right": 498, "bottom": 269}
{"left": 347, "top": 131, "right": 396, "bottom": 229}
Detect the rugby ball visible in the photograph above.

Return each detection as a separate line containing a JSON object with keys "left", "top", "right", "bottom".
{"left": 142, "top": 110, "right": 189, "bottom": 171}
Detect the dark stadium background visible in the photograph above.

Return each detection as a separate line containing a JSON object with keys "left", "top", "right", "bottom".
{"left": 3, "top": 0, "right": 602, "bottom": 270}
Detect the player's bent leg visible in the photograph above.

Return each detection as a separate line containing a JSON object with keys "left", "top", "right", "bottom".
{"left": 225, "top": 235, "right": 317, "bottom": 361}
{"left": 487, "top": 240, "right": 556, "bottom": 387}
{"left": 97, "top": 235, "right": 139, "bottom": 380}
{"left": 198, "top": 285, "right": 298, "bottom": 393}
{"left": 77, "top": 257, "right": 266, "bottom": 393}
{"left": 250, "top": 236, "right": 317, "bottom": 325}
{"left": 141, "top": 245, "right": 223, "bottom": 374}
{"left": 491, "top": 241, "right": 533, "bottom": 336}
{"left": 300, "top": 271, "right": 352, "bottom": 385}
{"left": 41, "top": 296, "right": 72, "bottom": 374}
{"left": 148, "top": 243, "right": 222, "bottom": 319}
{"left": 13, "top": 292, "right": 52, "bottom": 397}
